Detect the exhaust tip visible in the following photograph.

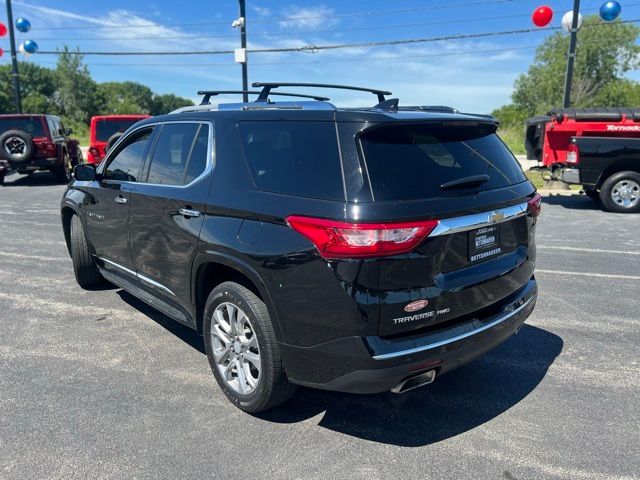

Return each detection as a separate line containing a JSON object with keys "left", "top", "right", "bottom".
{"left": 390, "top": 370, "right": 436, "bottom": 394}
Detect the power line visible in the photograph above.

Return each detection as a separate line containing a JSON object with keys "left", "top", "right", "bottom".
{"left": 31, "top": 45, "right": 538, "bottom": 68}
{"left": 34, "top": 19, "right": 639, "bottom": 56}
{"left": 28, "top": 0, "right": 515, "bottom": 31}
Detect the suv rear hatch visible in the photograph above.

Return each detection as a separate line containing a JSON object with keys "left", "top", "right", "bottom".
{"left": 355, "top": 121, "right": 537, "bottom": 337}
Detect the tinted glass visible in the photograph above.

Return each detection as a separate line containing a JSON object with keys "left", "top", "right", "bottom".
{"left": 184, "top": 124, "right": 209, "bottom": 184}
{"left": 238, "top": 121, "right": 344, "bottom": 200}
{"left": 360, "top": 123, "right": 526, "bottom": 201}
{"left": 0, "top": 117, "right": 46, "bottom": 137}
{"left": 96, "top": 119, "right": 141, "bottom": 142}
{"left": 104, "top": 130, "right": 152, "bottom": 182}
{"left": 147, "top": 123, "right": 199, "bottom": 185}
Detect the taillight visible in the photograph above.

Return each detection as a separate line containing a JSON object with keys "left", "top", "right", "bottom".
{"left": 566, "top": 143, "right": 579, "bottom": 164}
{"left": 286, "top": 216, "right": 439, "bottom": 259}
{"left": 527, "top": 193, "right": 542, "bottom": 218}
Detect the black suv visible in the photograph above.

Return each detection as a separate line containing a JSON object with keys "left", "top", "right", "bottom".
{"left": 61, "top": 83, "right": 540, "bottom": 413}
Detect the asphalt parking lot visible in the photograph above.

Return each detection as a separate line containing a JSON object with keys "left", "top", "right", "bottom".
{"left": 1, "top": 172, "right": 638, "bottom": 480}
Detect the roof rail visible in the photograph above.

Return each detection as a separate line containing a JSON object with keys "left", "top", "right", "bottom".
{"left": 197, "top": 90, "right": 329, "bottom": 105}
{"left": 252, "top": 82, "right": 391, "bottom": 103}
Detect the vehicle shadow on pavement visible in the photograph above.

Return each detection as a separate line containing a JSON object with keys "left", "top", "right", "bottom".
{"left": 117, "top": 290, "right": 206, "bottom": 354}
{"left": 259, "top": 325, "right": 563, "bottom": 447}
{"left": 541, "top": 194, "right": 602, "bottom": 211}
{"left": 1, "top": 172, "right": 63, "bottom": 187}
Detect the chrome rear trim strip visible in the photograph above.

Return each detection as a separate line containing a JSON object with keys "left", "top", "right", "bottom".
{"left": 372, "top": 294, "right": 535, "bottom": 360}
{"left": 97, "top": 257, "right": 175, "bottom": 296}
{"left": 430, "top": 202, "right": 529, "bottom": 237}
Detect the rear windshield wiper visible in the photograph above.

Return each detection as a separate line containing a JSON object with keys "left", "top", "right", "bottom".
{"left": 440, "top": 174, "right": 490, "bottom": 190}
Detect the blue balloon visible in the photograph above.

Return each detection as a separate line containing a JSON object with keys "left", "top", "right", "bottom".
{"left": 23, "top": 39, "right": 38, "bottom": 54}
{"left": 15, "top": 17, "right": 31, "bottom": 33}
{"left": 600, "top": 1, "right": 622, "bottom": 21}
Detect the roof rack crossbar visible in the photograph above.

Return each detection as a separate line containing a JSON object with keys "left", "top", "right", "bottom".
{"left": 197, "top": 90, "right": 329, "bottom": 105}
{"left": 252, "top": 82, "right": 391, "bottom": 103}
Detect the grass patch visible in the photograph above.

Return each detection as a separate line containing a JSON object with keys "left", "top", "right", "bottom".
{"left": 497, "top": 123, "right": 525, "bottom": 155}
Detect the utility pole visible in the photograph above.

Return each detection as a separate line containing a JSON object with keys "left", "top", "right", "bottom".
{"left": 237, "top": 0, "right": 248, "bottom": 102}
{"left": 562, "top": 0, "right": 581, "bottom": 108}
{"left": 5, "top": 0, "right": 22, "bottom": 113}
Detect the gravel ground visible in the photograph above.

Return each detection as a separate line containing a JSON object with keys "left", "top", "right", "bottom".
{"left": 0, "top": 172, "right": 638, "bottom": 480}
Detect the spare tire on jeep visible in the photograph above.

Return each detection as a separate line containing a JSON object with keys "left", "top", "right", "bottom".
{"left": 0, "top": 129, "right": 34, "bottom": 162}
{"left": 105, "top": 132, "right": 123, "bottom": 153}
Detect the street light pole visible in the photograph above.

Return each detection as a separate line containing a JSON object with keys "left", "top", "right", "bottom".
{"left": 5, "top": 0, "right": 22, "bottom": 113}
{"left": 239, "top": 0, "right": 248, "bottom": 102}
{"left": 562, "top": 0, "right": 581, "bottom": 108}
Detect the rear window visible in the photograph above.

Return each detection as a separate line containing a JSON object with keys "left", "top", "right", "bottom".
{"left": 0, "top": 117, "right": 45, "bottom": 137}
{"left": 96, "top": 119, "right": 141, "bottom": 142}
{"left": 359, "top": 123, "right": 526, "bottom": 201}
{"left": 238, "top": 121, "right": 344, "bottom": 200}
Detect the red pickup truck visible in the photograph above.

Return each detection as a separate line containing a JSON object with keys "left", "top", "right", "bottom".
{"left": 86, "top": 114, "right": 150, "bottom": 164}
{"left": 526, "top": 108, "right": 640, "bottom": 213}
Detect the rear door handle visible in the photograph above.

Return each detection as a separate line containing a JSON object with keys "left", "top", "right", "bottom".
{"left": 114, "top": 195, "right": 128, "bottom": 205}
{"left": 178, "top": 208, "right": 201, "bottom": 218}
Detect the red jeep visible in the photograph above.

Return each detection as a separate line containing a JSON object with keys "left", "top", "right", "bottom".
{"left": 86, "top": 115, "right": 150, "bottom": 164}
{"left": 526, "top": 108, "right": 640, "bottom": 213}
{"left": 0, "top": 114, "right": 83, "bottom": 185}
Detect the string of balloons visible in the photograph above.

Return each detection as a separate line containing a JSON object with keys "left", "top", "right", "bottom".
{"left": 532, "top": 1, "right": 623, "bottom": 30}
{"left": 0, "top": 16, "right": 39, "bottom": 58}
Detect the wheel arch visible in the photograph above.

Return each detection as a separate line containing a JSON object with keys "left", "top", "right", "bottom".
{"left": 192, "top": 252, "right": 282, "bottom": 338}
{"left": 596, "top": 163, "right": 640, "bottom": 189}
{"left": 60, "top": 204, "right": 79, "bottom": 256}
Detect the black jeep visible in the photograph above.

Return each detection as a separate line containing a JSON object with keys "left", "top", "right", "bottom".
{"left": 61, "top": 83, "right": 540, "bottom": 412}
{"left": 0, "top": 114, "right": 83, "bottom": 185}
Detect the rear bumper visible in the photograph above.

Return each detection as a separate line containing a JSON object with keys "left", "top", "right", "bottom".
{"left": 281, "top": 277, "right": 537, "bottom": 393}
{"left": 559, "top": 168, "right": 580, "bottom": 184}
{"left": 7, "top": 157, "right": 61, "bottom": 169}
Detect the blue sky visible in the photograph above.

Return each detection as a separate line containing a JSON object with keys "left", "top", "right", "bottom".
{"left": 1, "top": 0, "right": 640, "bottom": 112}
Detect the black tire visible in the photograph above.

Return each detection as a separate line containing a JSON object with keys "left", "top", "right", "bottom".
{"left": 0, "top": 129, "right": 34, "bottom": 162}
{"left": 70, "top": 215, "right": 104, "bottom": 289}
{"left": 599, "top": 171, "right": 640, "bottom": 213}
{"left": 53, "top": 152, "right": 72, "bottom": 183}
{"left": 0, "top": 174, "right": 4, "bottom": 186}
{"left": 105, "top": 133, "right": 123, "bottom": 153}
{"left": 203, "top": 281, "right": 296, "bottom": 413}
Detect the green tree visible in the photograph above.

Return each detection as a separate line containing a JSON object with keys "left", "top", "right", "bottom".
{"left": 0, "top": 62, "right": 57, "bottom": 113}
{"left": 97, "top": 81, "right": 154, "bottom": 114}
{"left": 508, "top": 16, "right": 640, "bottom": 116}
{"left": 54, "top": 46, "right": 99, "bottom": 123}
{"left": 150, "top": 93, "right": 194, "bottom": 115}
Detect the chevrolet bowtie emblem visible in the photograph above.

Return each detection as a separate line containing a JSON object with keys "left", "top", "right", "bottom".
{"left": 489, "top": 211, "right": 505, "bottom": 223}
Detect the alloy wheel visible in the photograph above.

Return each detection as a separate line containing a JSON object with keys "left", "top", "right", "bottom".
{"left": 210, "top": 302, "right": 261, "bottom": 395}
{"left": 611, "top": 179, "right": 639, "bottom": 208}
{"left": 4, "top": 137, "right": 27, "bottom": 160}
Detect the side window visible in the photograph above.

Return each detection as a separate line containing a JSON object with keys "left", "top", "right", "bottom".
{"left": 184, "top": 124, "right": 210, "bottom": 184}
{"left": 146, "top": 123, "right": 202, "bottom": 185}
{"left": 47, "top": 118, "right": 57, "bottom": 138}
{"left": 104, "top": 129, "right": 153, "bottom": 182}
{"left": 238, "top": 121, "right": 344, "bottom": 200}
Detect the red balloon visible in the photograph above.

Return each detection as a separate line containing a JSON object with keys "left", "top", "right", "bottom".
{"left": 0, "top": 48, "right": 3, "bottom": 58}
{"left": 0, "top": 22, "right": 7, "bottom": 37}
{"left": 532, "top": 6, "right": 554, "bottom": 27}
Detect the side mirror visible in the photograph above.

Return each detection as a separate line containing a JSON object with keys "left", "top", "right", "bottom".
{"left": 73, "top": 163, "right": 97, "bottom": 181}
{"left": 65, "top": 128, "right": 73, "bottom": 135}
